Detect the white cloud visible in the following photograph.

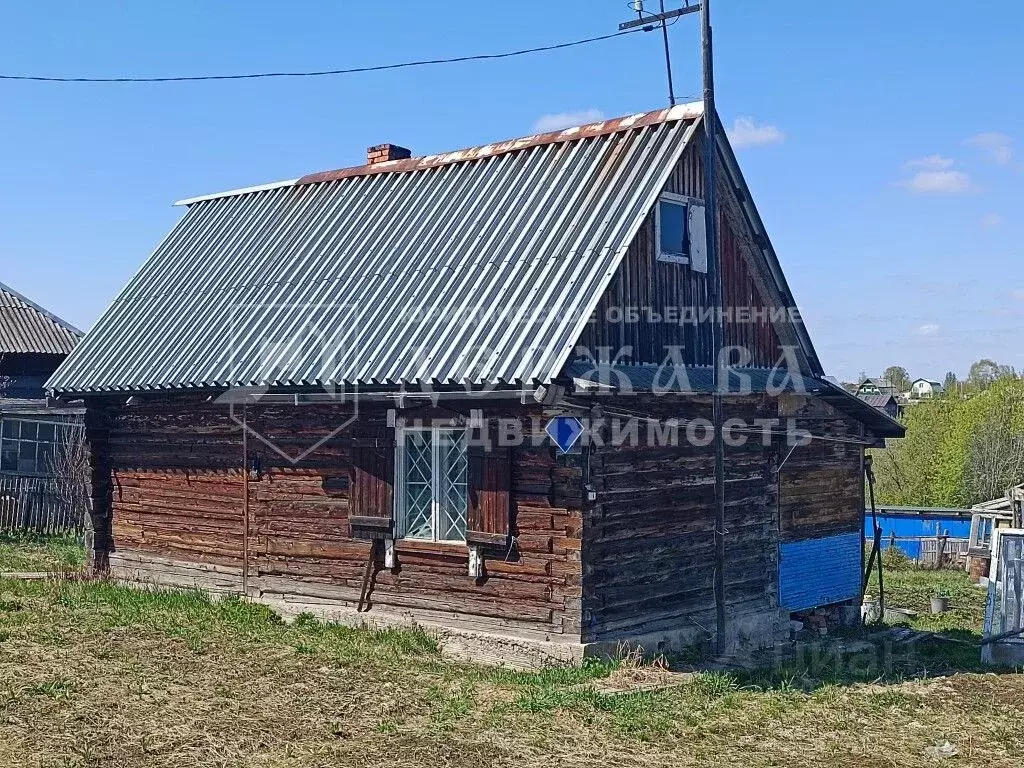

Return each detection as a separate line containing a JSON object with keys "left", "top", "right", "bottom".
{"left": 899, "top": 169, "right": 973, "bottom": 194}
{"left": 966, "top": 132, "right": 1013, "bottom": 165}
{"left": 533, "top": 109, "right": 605, "bottom": 133}
{"left": 981, "top": 212, "right": 1003, "bottom": 228}
{"left": 725, "top": 117, "right": 785, "bottom": 149}
{"left": 904, "top": 154, "right": 954, "bottom": 170}
{"left": 914, "top": 323, "right": 941, "bottom": 336}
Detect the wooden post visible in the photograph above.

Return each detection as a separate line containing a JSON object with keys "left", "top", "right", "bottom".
{"left": 242, "top": 406, "right": 250, "bottom": 596}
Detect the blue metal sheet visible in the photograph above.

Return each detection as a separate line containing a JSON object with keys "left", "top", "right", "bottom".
{"left": 865, "top": 515, "right": 971, "bottom": 559}
{"left": 779, "top": 532, "right": 862, "bottom": 612}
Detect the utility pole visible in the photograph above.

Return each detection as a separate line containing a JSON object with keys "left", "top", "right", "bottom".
{"left": 700, "top": 0, "right": 727, "bottom": 661}
{"left": 620, "top": 0, "right": 728, "bottom": 657}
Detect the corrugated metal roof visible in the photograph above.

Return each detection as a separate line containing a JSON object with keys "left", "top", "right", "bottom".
{"left": 858, "top": 393, "right": 897, "bottom": 408}
{"left": 48, "top": 104, "right": 703, "bottom": 394}
{"left": 0, "top": 282, "right": 82, "bottom": 355}
{"left": 563, "top": 362, "right": 826, "bottom": 395}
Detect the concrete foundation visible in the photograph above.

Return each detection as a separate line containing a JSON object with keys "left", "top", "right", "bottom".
{"left": 110, "top": 549, "right": 788, "bottom": 668}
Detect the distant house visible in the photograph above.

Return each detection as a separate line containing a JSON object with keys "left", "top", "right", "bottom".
{"left": 856, "top": 378, "right": 898, "bottom": 398}
{"left": 910, "top": 378, "right": 943, "bottom": 399}
{"left": 1, "top": 281, "right": 84, "bottom": 531}
{"left": 857, "top": 392, "right": 902, "bottom": 420}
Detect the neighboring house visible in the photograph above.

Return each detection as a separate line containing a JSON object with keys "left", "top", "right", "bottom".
{"left": 0, "top": 281, "right": 82, "bottom": 473}
{"left": 855, "top": 378, "right": 898, "bottom": 398}
{"left": 966, "top": 485, "right": 1023, "bottom": 581}
{"left": 48, "top": 103, "right": 904, "bottom": 662}
{"left": 857, "top": 392, "right": 902, "bottom": 420}
{"left": 910, "top": 378, "right": 943, "bottom": 399}
{"left": 1, "top": 281, "right": 84, "bottom": 531}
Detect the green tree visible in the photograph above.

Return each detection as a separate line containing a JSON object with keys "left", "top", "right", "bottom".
{"left": 873, "top": 375, "right": 1024, "bottom": 506}
{"left": 942, "top": 370, "right": 958, "bottom": 395}
{"left": 967, "top": 359, "right": 1000, "bottom": 391}
{"left": 882, "top": 365, "right": 911, "bottom": 393}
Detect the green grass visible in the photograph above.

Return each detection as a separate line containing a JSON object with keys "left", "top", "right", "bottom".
{"left": 865, "top": 547, "right": 988, "bottom": 634}
{"left": 0, "top": 531, "right": 85, "bottom": 573}
{"left": 0, "top": 574, "right": 1020, "bottom": 767}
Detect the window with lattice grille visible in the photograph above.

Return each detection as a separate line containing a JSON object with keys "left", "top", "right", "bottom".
{"left": 395, "top": 426, "right": 468, "bottom": 543}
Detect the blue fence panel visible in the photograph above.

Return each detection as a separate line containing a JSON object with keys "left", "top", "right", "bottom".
{"left": 864, "top": 515, "right": 972, "bottom": 559}
{"left": 779, "top": 532, "right": 862, "bottom": 612}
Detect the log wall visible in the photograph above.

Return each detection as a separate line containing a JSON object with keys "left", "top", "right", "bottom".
{"left": 576, "top": 136, "right": 787, "bottom": 369}
{"left": 96, "top": 396, "right": 584, "bottom": 642}
{"left": 778, "top": 394, "right": 866, "bottom": 543}
{"left": 580, "top": 393, "right": 783, "bottom": 648}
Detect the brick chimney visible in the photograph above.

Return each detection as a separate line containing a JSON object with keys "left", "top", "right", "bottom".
{"left": 367, "top": 143, "right": 412, "bottom": 165}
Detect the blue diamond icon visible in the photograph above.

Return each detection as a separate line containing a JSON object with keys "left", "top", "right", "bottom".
{"left": 546, "top": 416, "right": 584, "bottom": 454}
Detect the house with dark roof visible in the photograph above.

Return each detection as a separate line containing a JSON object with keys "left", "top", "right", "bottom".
{"left": 48, "top": 103, "right": 903, "bottom": 663}
{"left": 1, "top": 281, "right": 83, "bottom": 472}
{"left": 855, "top": 378, "right": 898, "bottom": 398}
{"left": 1, "top": 282, "right": 84, "bottom": 530}
{"left": 857, "top": 392, "right": 902, "bottom": 420}
{"left": 910, "top": 378, "right": 943, "bottom": 400}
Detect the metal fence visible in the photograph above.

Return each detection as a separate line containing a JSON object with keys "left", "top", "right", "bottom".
{"left": 868, "top": 535, "right": 971, "bottom": 568}
{"left": 0, "top": 474, "right": 86, "bottom": 534}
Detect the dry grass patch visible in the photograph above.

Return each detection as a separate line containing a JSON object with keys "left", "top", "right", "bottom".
{"left": 0, "top": 576, "right": 1022, "bottom": 767}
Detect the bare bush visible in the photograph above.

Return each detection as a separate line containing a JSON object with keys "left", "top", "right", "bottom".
{"left": 966, "top": 402, "right": 1024, "bottom": 503}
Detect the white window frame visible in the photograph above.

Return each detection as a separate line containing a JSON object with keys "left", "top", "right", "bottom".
{"left": 393, "top": 424, "right": 469, "bottom": 545}
{"left": 655, "top": 191, "right": 693, "bottom": 265}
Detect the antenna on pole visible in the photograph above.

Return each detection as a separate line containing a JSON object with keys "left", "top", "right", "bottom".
{"left": 618, "top": 1, "right": 700, "bottom": 107}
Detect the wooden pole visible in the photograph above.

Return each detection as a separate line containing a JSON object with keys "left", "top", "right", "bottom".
{"left": 242, "top": 406, "right": 250, "bottom": 596}
{"left": 702, "top": 0, "right": 727, "bottom": 657}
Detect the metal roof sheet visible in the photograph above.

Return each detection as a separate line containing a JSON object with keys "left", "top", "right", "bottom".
{"left": 48, "top": 104, "right": 703, "bottom": 394}
{"left": 563, "top": 362, "right": 826, "bottom": 395}
{"left": 0, "top": 282, "right": 82, "bottom": 355}
{"left": 858, "top": 392, "right": 897, "bottom": 408}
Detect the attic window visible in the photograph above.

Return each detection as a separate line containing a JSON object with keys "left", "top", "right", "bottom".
{"left": 656, "top": 193, "right": 708, "bottom": 273}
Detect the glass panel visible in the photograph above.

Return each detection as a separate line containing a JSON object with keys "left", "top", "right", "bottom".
{"left": 436, "top": 430, "right": 468, "bottom": 541}
{"left": 37, "top": 442, "right": 55, "bottom": 473}
{"left": 403, "top": 431, "right": 434, "bottom": 540}
{"left": 20, "top": 421, "right": 38, "bottom": 441}
{"left": 1, "top": 420, "right": 19, "bottom": 439}
{"left": 16, "top": 443, "right": 36, "bottom": 474}
{"left": 37, "top": 423, "right": 56, "bottom": 442}
{"left": 659, "top": 199, "right": 688, "bottom": 258}
{"left": 0, "top": 440, "right": 17, "bottom": 471}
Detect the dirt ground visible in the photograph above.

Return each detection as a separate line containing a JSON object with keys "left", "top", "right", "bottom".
{"left": 0, "top": 570, "right": 1021, "bottom": 768}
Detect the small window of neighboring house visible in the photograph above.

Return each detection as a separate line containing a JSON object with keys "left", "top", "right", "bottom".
{"left": 0, "top": 419, "right": 60, "bottom": 475}
{"left": 655, "top": 193, "right": 708, "bottom": 273}
{"left": 395, "top": 426, "right": 469, "bottom": 543}
{"left": 977, "top": 517, "right": 994, "bottom": 548}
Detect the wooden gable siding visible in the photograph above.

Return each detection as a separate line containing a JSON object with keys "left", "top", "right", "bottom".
{"left": 778, "top": 395, "right": 866, "bottom": 543}
{"left": 580, "top": 393, "right": 781, "bottom": 645}
{"left": 576, "top": 138, "right": 784, "bottom": 369}
{"left": 96, "top": 397, "right": 583, "bottom": 640}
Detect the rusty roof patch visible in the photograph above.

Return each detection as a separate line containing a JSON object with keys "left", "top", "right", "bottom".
{"left": 297, "top": 102, "right": 703, "bottom": 186}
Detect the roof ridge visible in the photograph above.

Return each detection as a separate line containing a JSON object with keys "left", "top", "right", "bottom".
{"left": 174, "top": 101, "right": 704, "bottom": 207}
{"left": 0, "top": 280, "right": 84, "bottom": 337}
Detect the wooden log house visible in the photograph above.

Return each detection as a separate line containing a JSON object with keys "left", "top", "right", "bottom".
{"left": 48, "top": 103, "right": 903, "bottom": 663}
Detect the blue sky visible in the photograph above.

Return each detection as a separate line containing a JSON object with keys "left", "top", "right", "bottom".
{"left": 1, "top": 1, "right": 1021, "bottom": 383}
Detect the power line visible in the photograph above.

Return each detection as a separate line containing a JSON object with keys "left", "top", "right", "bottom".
{"left": 0, "top": 28, "right": 649, "bottom": 84}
